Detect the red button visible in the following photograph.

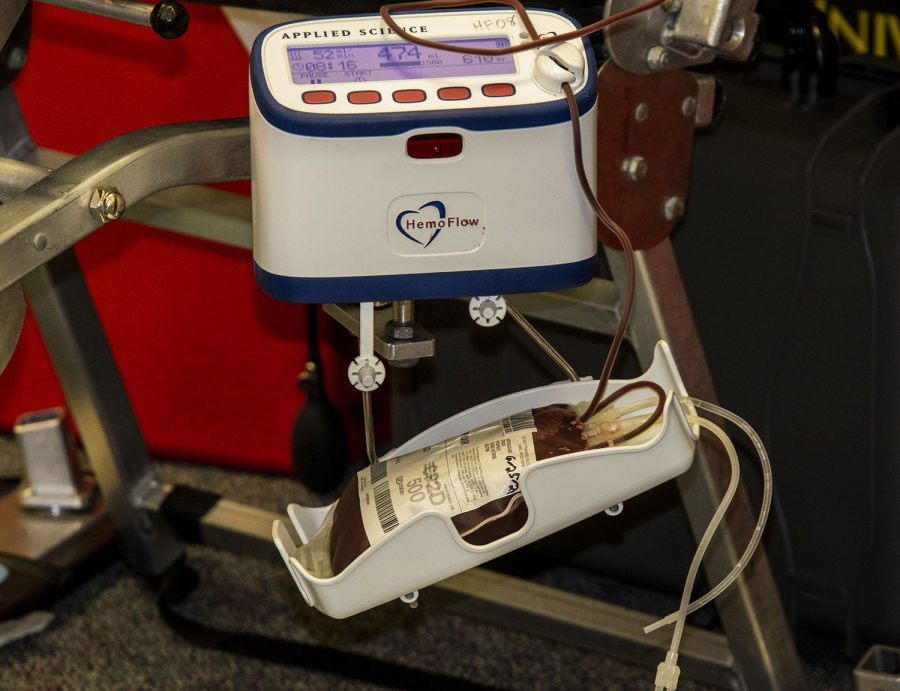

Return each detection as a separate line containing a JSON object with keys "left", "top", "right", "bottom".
{"left": 302, "top": 90, "right": 336, "bottom": 105}
{"left": 407, "top": 133, "right": 463, "bottom": 159}
{"left": 482, "top": 83, "right": 516, "bottom": 98}
{"left": 348, "top": 90, "right": 381, "bottom": 104}
{"left": 437, "top": 87, "right": 471, "bottom": 101}
{"left": 393, "top": 89, "right": 427, "bottom": 104}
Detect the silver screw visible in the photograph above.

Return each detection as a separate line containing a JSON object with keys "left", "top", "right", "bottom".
{"left": 621, "top": 155, "right": 648, "bottom": 182}
{"left": 634, "top": 102, "right": 649, "bottom": 122}
{"left": 7, "top": 47, "right": 26, "bottom": 71}
{"left": 89, "top": 187, "right": 126, "bottom": 223}
{"left": 646, "top": 46, "right": 671, "bottom": 71}
{"left": 681, "top": 96, "right": 697, "bottom": 117}
{"left": 662, "top": 195, "right": 686, "bottom": 221}
{"left": 724, "top": 17, "right": 747, "bottom": 50}
{"left": 32, "top": 233, "right": 48, "bottom": 251}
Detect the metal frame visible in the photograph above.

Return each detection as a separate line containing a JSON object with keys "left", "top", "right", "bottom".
{"left": 608, "top": 242, "right": 807, "bottom": 690}
{"left": 0, "top": 119, "right": 249, "bottom": 293}
{"left": 0, "top": 118, "right": 806, "bottom": 689}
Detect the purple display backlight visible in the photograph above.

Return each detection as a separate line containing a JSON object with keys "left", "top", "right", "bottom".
{"left": 287, "top": 36, "right": 514, "bottom": 85}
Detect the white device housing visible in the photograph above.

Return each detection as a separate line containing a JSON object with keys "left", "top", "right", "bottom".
{"left": 250, "top": 9, "right": 598, "bottom": 302}
{"left": 273, "top": 342, "right": 698, "bottom": 618}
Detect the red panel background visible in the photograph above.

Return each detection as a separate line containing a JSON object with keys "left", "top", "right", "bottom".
{"left": 1, "top": 3, "right": 379, "bottom": 472}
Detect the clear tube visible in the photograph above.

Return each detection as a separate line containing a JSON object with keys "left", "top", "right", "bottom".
{"left": 505, "top": 301, "right": 580, "bottom": 382}
{"left": 664, "top": 414, "right": 740, "bottom": 658}
{"left": 581, "top": 395, "right": 659, "bottom": 426}
{"left": 644, "top": 397, "right": 774, "bottom": 635}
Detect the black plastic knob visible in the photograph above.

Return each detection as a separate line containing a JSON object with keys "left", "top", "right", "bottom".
{"left": 150, "top": 0, "right": 189, "bottom": 39}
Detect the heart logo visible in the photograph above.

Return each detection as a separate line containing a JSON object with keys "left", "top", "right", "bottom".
{"left": 395, "top": 201, "right": 446, "bottom": 248}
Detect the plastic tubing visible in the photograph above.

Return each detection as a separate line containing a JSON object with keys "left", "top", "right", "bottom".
{"left": 662, "top": 414, "right": 740, "bottom": 668}
{"left": 644, "top": 397, "right": 774, "bottom": 635}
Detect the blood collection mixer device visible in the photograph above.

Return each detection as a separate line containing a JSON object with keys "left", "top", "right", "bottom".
{"left": 249, "top": 8, "right": 598, "bottom": 303}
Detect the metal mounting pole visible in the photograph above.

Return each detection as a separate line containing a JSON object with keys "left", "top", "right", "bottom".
{"left": 0, "top": 119, "right": 249, "bottom": 576}
{"left": 23, "top": 251, "right": 183, "bottom": 576}
{"left": 607, "top": 240, "right": 808, "bottom": 691}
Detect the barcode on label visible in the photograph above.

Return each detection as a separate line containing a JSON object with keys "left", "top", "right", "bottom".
{"left": 370, "top": 463, "right": 398, "bottom": 533}
{"left": 370, "top": 460, "right": 388, "bottom": 484}
{"left": 503, "top": 411, "right": 536, "bottom": 434}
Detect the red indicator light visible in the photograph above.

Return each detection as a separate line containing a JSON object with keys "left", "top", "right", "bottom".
{"left": 406, "top": 133, "right": 463, "bottom": 159}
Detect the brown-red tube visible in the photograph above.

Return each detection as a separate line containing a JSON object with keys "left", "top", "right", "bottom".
{"left": 380, "top": 0, "right": 666, "bottom": 55}
{"left": 377, "top": 0, "right": 657, "bottom": 423}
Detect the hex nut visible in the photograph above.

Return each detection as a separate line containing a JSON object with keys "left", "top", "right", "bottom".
{"left": 89, "top": 188, "right": 126, "bottom": 223}
{"left": 385, "top": 320, "right": 415, "bottom": 340}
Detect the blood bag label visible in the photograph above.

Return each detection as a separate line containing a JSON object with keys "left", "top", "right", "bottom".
{"left": 387, "top": 192, "right": 486, "bottom": 255}
{"left": 358, "top": 412, "right": 537, "bottom": 545}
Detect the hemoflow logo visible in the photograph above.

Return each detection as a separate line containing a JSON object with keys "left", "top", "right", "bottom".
{"left": 394, "top": 200, "right": 481, "bottom": 248}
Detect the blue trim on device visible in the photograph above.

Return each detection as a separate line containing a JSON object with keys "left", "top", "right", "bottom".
{"left": 254, "top": 256, "right": 596, "bottom": 303}
{"left": 250, "top": 9, "right": 597, "bottom": 138}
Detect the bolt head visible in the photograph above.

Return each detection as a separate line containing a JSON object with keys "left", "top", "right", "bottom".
{"left": 621, "top": 155, "right": 648, "bottom": 182}
{"left": 634, "top": 102, "right": 649, "bottom": 122}
{"left": 681, "top": 96, "right": 697, "bottom": 117}
{"left": 7, "top": 47, "right": 26, "bottom": 71}
{"left": 646, "top": 46, "right": 670, "bottom": 71}
{"left": 662, "top": 195, "right": 686, "bottom": 221}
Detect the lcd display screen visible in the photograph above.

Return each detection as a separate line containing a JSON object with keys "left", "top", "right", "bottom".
{"left": 287, "top": 36, "right": 515, "bottom": 85}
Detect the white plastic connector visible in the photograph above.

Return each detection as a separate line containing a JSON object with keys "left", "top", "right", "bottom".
{"left": 348, "top": 355, "right": 385, "bottom": 391}
{"left": 654, "top": 651, "right": 681, "bottom": 691}
{"left": 603, "top": 502, "right": 624, "bottom": 516}
{"left": 469, "top": 295, "right": 507, "bottom": 327}
{"left": 348, "top": 301, "right": 386, "bottom": 391}
{"left": 532, "top": 43, "right": 585, "bottom": 94}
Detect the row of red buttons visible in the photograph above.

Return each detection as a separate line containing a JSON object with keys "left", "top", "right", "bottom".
{"left": 302, "top": 83, "right": 516, "bottom": 106}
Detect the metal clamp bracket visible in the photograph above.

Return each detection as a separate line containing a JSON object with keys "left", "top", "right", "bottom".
{"left": 0, "top": 118, "right": 250, "bottom": 294}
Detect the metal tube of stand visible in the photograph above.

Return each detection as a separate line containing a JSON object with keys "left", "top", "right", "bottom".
{"left": 392, "top": 300, "right": 414, "bottom": 326}
{"left": 41, "top": 0, "right": 154, "bottom": 24}
{"left": 37, "top": 0, "right": 189, "bottom": 38}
